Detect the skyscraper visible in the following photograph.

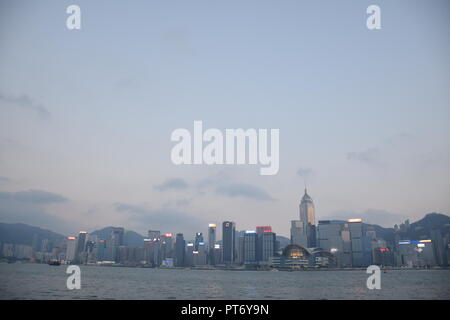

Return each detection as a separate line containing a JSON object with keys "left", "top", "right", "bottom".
{"left": 76, "top": 231, "right": 87, "bottom": 254}
{"left": 222, "top": 221, "right": 236, "bottom": 264}
{"left": 194, "top": 232, "right": 204, "bottom": 250}
{"left": 148, "top": 230, "right": 161, "bottom": 241}
{"left": 144, "top": 230, "right": 161, "bottom": 266}
{"left": 237, "top": 235, "right": 245, "bottom": 264}
{"left": 317, "top": 220, "right": 352, "bottom": 267}
{"left": 299, "top": 189, "right": 316, "bottom": 247}
{"left": 213, "top": 244, "right": 223, "bottom": 265}
{"left": 110, "top": 227, "right": 124, "bottom": 263}
{"left": 161, "top": 233, "right": 174, "bottom": 259}
{"left": 175, "top": 233, "right": 185, "bottom": 267}
{"left": 290, "top": 220, "right": 308, "bottom": 248}
{"left": 196, "top": 242, "right": 207, "bottom": 265}
{"left": 260, "top": 231, "right": 276, "bottom": 263}
{"left": 243, "top": 231, "right": 257, "bottom": 265}
{"left": 431, "top": 229, "right": 445, "bottom": 266}
{"left": 208, "top": 224, "right": 216, "bottom": 265}
{"left": 256, "top": 226, "right": 275, "bottom": 263}
{"left": 75, "top": 231, "right": 88, "bottom": 262}
{"left": 348, "top": 219, "right": 364, "bottom": 267}
{"left": 185, "top": 242, "right": 195, "bottom": 266}
{"left": 65, "top": 236, "right": 77, "bottom": 263}
{"left": 143, "top": 238, "right": 152, "bottom": 264}
{"left": 208, "top": 225, "right": 216, "bottom": 248}
{"left": 256, "top": 226, "right": 272, "bottom": 234}
{"left": 97, "top": 239, "right": 106, "bottom": 262}
{"left": 111, "top": 227, "right": 124, "bottom": 247}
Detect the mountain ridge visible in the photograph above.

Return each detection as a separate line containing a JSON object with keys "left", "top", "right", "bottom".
{"left": 1, "top": 213, "right": 448, "bottom": 248}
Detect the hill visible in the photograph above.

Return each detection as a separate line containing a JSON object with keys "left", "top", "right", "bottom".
{"left": 401, "top": 212, "right": 450, "bottom": 240}
{"left": 0, "top": 222, "right": 66, "bottom": 247}
{"left": 91, "top": 227, "right": 145, "bottom": 248}
{"left": 1, "top": 212, "right": 448, "bottom": 249}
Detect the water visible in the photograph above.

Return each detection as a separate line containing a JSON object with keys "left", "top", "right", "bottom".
{"left": 0, "top": 263, "right": 449, "bottom": 300}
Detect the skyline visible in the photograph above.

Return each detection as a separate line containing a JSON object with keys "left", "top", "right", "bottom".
{"left": 0, "top": 0, "right": 449, "bottom": 237}
{"left": 2, "top": 209, "right": 449, "bottom": 270}
{"left": 1, "top": 199, "right": 447, "bottom": 241}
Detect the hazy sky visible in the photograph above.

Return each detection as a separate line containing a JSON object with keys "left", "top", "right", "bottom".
{"left": 0, "top": 0, "right": 449, "bottom": 238}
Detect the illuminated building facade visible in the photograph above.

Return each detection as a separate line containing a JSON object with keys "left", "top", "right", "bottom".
{"left": 65, "top": 236, "right": 77, "bottom": 263}
{"left": 194, "top": 232, "right": 204, "bottom": 251}
{"left": 208, "top": 224, "right": 217, "bottom": 265}
{"left": 397, "top": 240, "right": 436, "bottom": 267}
{"left": 317, "top": 220, "right": 352, "bottom": 267}
{"left": 299, "top": 189, "right": 316, "bottom": 248}
{"left": 161, "top": 233, "right": 174, "bottom": 260}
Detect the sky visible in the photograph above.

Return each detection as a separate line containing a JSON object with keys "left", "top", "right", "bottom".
{"left": 0, "top": 0, "right": 449, "bottom": 238}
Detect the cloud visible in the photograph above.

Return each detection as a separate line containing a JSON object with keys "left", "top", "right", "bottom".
{"left": 215, "top": 183, "right": 276, "bottom": 201}
{"left": 0, "top": 190, "right": 68, "bottom": 204}
{"left": 0, "top": 92, "right": 51, "bottom": 119}
{"left": 297, "top": 168, "right": 314, "bottom": 178}
{"left": 346, "top": 133, "right": 418, "bottom": 168}
{"left": 0, "top": 189, "right": 71, "bottom": 234}
{"left": 297, "top": 167, "right": 316, "bottom": 186}
{"left": 160, "top": 29, "right": 191, "bottom": 56}
{"left": 325, "top": 209, "right": 407, "bottom": 227}
{"left": 195, "top": 171, "right": 231, "bottom": 192}
{"left": 175, "top": 199, "right": 191, "bottom": 207}
{"left": 0, "top": 176, "right": 10, "bottom": 183}
{"left": 383, "top": 133, "right": 415, "bottom": 147}
{"left": 347, "top": 147, "right": 384, "bottom": 166}
{"left": 114, "top": 203, "right": 205, "bottom": 235}
{"left": 154, "top": 172, "right": 275, "bottom": 202}
{"left": 161, "top": 198, "right": 193, "bottom": 209}
{"left": 154, "top": 178, "right": 189, "bottom": 191}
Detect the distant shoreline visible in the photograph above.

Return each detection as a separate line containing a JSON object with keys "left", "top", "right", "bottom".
{"left": 2, "top": 261, "right": 449, "bottom": 272}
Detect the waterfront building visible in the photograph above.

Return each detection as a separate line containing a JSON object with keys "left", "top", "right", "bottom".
{"left": 194, "top": 232, "right": 204, "bottom": 251}
{"left": 111, "top": 228, "right": 124, "bottom": 247}
{"left": 195, "top": 242, "right": 207, "bottom": 265}
{"left": 397, "top": 240, "right": 435, "bottom": 267}
{"left": 213, "top": 244, "right": 223, "bottom": 265}
{"left": 65, "top": 236, "right": 77, "bottom": 263}
{"left": 161, "top": 233, "right": 174, "bottom": 260}
{"left": 208, "top": 224, "right": 217, "bottom": 265}
{"left": 237, "top": 235, "right": 245, "bottom": 264}
{"left": 299, "top": 189, "right": 316, "bottom": 248}
{"left": 243, "top": 231, "right": 257, "bottom": 265}
{"left": 148, "top": 230, "right": 161, "bottom": 241}
{"left": 290, "top": 220, "right": 308, "bottom": 248}
{"left": 317, "top": 220, "right": 352, "bottom": 267}
{"left": 185, "top": 242, "right": 195, "bottom": 266}
{"left": 222, "top": 221, "right": 236, "bottom": 264}
{"left": 175, "top": 233, "right": 185, "bottom": 267}
{"left": 271, "top": 244, "right": 310, "bottom": 269}
{"left": 260, "top": 231, "right": 276, "bottom": 263}
{"left": 97, "top": 239, "right": 106, "bottom": 262}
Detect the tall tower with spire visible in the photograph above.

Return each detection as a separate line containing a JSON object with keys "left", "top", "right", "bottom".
{"left": 299, "top": 188, "right": 315, "bottom": 225}
{"left": 299, "top": 188, "right": 316, "bottom": 247}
